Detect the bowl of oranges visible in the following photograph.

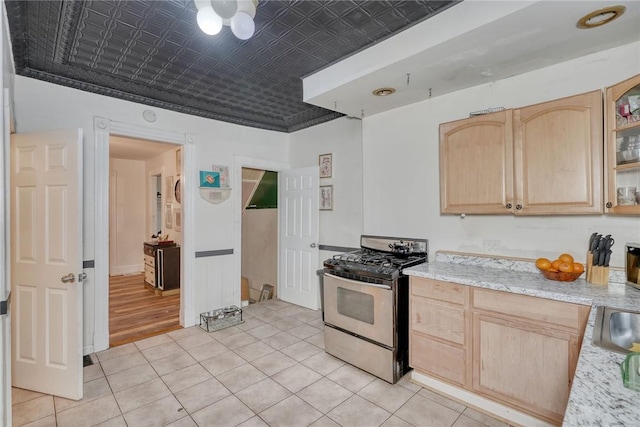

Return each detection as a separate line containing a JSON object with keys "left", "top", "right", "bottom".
{"left": 535, "top": 253, "right": 584, "bottom": 282}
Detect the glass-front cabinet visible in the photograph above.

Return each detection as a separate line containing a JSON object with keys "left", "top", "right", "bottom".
{"left": 606, "top": 74, "right": 640, "bottom": 214}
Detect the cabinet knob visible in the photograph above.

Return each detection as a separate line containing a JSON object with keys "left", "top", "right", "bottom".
{"left": 606, "top": 202, "right": 613, "bottom": 208}
{"left": 505, "top": 203, "right": 512, "bottom": 209}
{"left": 516, "top": 204, "right": 523, "bottom": 210}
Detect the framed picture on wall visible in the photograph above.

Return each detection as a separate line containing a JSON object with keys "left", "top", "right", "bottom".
{"left": 174, "top": 207, "right": 181, "bottom": 232}
{"left": 320, "top": 185, "right": 333, "bottom": 210}
{"left": 165, "top": 176, "right": 174, "bottom": 202}
{"left": 174, "top": 177, "right": 182, "bottom": 204}
{"left": 176, "top": 148, "right": 182, "bottom": 175}
{"left": 165, "top": 203, "right": 173, "bottom": 229}
{"left": 319, "top": 153, "right": 332, "bottom": 178}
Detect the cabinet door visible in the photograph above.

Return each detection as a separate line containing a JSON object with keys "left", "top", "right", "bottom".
{"left": 411, "top": 333, "right": 466, "bottom": 387}
{"left": 472, "top": 313, "right": 577, "bottom": 424}
{"left": 440, "top": 110, "right": 514, "bottom": 214}
{"left": 513, "top": 90, "right": 603, "bottom": 214}
{"left": 605, "top": 73, "right": 640, "bottom": 214}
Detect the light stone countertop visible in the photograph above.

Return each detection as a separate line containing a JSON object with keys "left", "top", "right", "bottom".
{"left": 403, "top": 252, "right": 639, "bottom": 427}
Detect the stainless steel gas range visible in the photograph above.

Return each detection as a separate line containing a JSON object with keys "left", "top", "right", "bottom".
{"left": 322, "top": 235, "right": 428, "bottom": 384}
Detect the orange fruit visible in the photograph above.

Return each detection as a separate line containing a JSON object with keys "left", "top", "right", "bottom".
{"left": 551, "top": 259, "right": 561, "bottom": 271}
{"left": 559, "top": 253, "right": 574, "bottom": 264}
{"left": 572, "top": 262, "right": 584, "bottom": 273}
{"left": 535, "top": 258, "right": 552, "bottom": 270}
{"left": 558, "top": 262, "right": 574, "bottom": 273}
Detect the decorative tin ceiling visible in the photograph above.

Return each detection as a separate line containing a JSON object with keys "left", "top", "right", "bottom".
{"left": 5, "top": 0, "right": 457, "bottom": 133}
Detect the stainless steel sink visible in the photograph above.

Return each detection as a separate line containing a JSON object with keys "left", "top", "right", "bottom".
{"left": 592, "top": 306, "right": 640, "bottom": 354}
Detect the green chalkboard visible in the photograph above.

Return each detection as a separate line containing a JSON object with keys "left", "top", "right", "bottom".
{"left": 247, "top": 171, "right": 278, "bottom": 209}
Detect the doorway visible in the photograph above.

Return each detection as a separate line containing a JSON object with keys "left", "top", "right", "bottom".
{"left": 108, "top": 135, "right": 182, "bottom": 346}
{"left": 241, "top": 168, "right": 278, "bottom": 304}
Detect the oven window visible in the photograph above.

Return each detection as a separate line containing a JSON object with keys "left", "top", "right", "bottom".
{"left": 337, "top": 287, "right": 374, "bottom": 324}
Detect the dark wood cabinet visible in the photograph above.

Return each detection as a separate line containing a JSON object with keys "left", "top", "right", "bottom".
{"left": 143, "top": 242, "right": 180, "bottom": 291}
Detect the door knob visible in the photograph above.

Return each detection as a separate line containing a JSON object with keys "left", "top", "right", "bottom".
{"left": 310, "top": 243, "right": 317, "bottom": 248}
{"left": 78, "top": 273, "right": 88, "bottom": 282}
{"left": 61, "top": 273, "right": 75, "bottom": 283}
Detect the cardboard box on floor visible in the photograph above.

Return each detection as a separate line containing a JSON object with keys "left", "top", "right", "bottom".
{"left": 241, "top": 276, "right": 249, "bottom": 301}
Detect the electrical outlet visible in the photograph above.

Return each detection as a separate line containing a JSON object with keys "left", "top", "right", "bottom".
{"left": 483, "top": 239, "right": 501, "bottom": 254}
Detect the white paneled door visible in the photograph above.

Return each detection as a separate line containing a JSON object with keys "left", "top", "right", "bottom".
{"left": 278, "top": 167, "right": 319, "bottom": 310}
{"left": 10, "top": 129, "right": 83, "bottom": 400}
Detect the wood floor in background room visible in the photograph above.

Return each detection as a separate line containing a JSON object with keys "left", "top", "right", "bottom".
{"left": 109, "top": 273, "right": 181, "bottom": 347}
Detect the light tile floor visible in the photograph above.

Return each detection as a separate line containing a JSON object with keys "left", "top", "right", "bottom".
{"left": 12, "top": 299, "right": 512, "bottom": 427}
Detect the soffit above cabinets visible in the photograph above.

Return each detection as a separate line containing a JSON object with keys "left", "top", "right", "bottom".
{"left": 303, "top": 0, "right": 640, "bottom": 119}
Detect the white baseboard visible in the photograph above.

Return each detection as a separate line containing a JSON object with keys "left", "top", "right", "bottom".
{"left": 93, "top": 331, "right": 110, "bottom": 353}
{"left": 410, "top": 371, "right": 553, "bottom": 427}
{"left": 82, "top": 345, "right": 94, "bottom": 356}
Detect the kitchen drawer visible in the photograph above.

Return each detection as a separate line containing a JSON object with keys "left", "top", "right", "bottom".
{"left": 144, "top": 254, "right": 155, "bottom": 268}
{"left": 411, "top": 333, "right": 466, "bottom": 387}
{"left": 144, "top": 265, "right": 155, "bottom": 286}
{"left": 412, "top": 296, "right": 466, "bottom": 345}
{"left": 411, "top": 277, "right": 466, "bottom": 305}
{"left": 144, "top": 245, "right": 155, "bottom": 257}
{"left": 472, "top": 288, "right": 589, "bottom": 332}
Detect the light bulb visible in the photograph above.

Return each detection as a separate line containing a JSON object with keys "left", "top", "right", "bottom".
{"left": 230, "top": 11, "right": 254, "bottom": 40}
{"left": 236, "top": 0, "right": 256, "bottom": 19}
{"left": 211, "top": 0, "right": 238, "bottom": 20}
{"left": 197, "top": 6, "right": 223, "bottom": 35}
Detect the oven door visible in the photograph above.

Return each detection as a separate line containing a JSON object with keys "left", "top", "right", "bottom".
{"left": 323, "top": 273, "right": 394, "bottom": 348}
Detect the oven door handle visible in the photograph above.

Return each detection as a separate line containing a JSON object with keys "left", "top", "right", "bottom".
{"left": 325, "top": 273, "right": 392, "bottom": 290}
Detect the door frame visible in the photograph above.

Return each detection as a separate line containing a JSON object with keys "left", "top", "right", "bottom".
{"left": 233, "top": 156, "right": 288, "bottom": 304}
{"left": 93, "top": 117, "right": 196, "bottom": 352}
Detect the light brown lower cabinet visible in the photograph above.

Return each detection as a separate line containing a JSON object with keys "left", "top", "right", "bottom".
{"left": 409, "top": 277, "right": 590, "bottom": 425}
{"left": 410, "top": 278, "right": 471, "bottom": 388}
{"left": 472, "top": 313, "right": 584, "bottom": 424}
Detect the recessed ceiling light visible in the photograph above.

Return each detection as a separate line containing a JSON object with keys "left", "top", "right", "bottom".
{"left": 577, "top": 5, "right": 625, "bottom": 29}
{"left": 372, "top": 87, "right": 396, "bottom": 97}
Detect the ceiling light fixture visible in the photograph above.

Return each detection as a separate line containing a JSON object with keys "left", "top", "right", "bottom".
{"left": 577, "top": 5, "right": 625, "bottom": 29}
{"left": 372, "top": 88, "right": 396, "bottom": 97}
{"left": 195, "top": 0, "right": 257, "bottom": 40}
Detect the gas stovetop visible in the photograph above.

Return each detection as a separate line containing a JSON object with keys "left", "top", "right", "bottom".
{"left": 323, "top": 236, "right": 428, "bottom": 281}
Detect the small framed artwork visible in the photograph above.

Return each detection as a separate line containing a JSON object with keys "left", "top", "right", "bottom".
{"left": 165, "top": 176, "right": 174, "bottom": 202}
{"left": 174, "top": 207, "right": 181, "bottom": 232}
{"left": 176, "top": 148, "right": 182, "bottom": 175}
{"left": 320, "top": 185, "right": 333, "bottom": 210}
{"left": 212, "top": 164, "right": 229, "bottom": 188}
{"left": 199, "top": 171, "right": 220, "bottom": 188}
{"left": 319, "top": 153, "right": 332, "bottom": 178}
{"left": 174, "top": 177, "right": 182, "bottom": 204}
{"left": 259, "top": 284, "right": 274, "bottom": 302}
{"left": 165, "top": 204, "right": 173, "bottom": 229}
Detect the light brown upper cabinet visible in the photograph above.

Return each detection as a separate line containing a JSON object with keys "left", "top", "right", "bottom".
{"left": 440, "top": 90, "right": 603, "bottom": 215}
{"left": 605, "top": 74, "right": 640, "bottom": 214}
{"left": 440, "top": 110, "right": 514, "bottom": 214}
{"left": 513, "top": 90, "right": 603, "bottom": 215}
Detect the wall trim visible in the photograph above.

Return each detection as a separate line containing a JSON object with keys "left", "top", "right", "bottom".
{"left": 93, "top": 117, "right": 196, "bottom": 352}
{"left": 319, "top": 245, "right": 359, "bottom": 253}
{"left": 195, "top": 249, "right": 233, "bottom": 258}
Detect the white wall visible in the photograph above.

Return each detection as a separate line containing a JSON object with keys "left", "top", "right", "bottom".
{"left": 290, "top": 117, "right": 364, "bottom": 262}
{"left": 109, "top": 158, "right": 146, "bottom": 275}
{"left": 362, "top": 42, "right": 640, "bottom": 268}
{"left": 13, "top": 76, "right": 288, "bottom": 349}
